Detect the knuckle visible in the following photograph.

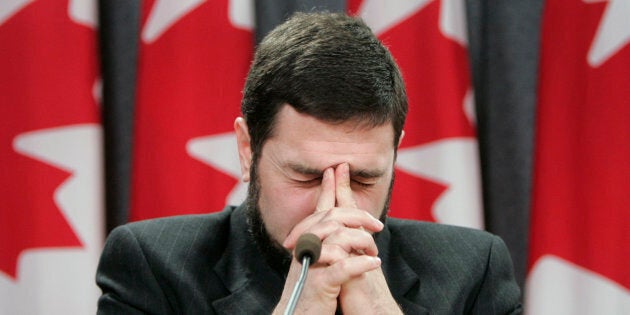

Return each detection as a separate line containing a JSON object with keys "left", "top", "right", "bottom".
{"left": 321, "top": 219, "right": 342, "bottom": 232}
{"left": 322, "top": 243, "right": 348, "bottom": 261}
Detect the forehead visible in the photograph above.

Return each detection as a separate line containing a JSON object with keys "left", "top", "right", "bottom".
{"left": 265, "top": 105, "right": 395, "bottom": 170}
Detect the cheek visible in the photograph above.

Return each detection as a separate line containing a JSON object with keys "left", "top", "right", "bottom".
{"left": 354, "top": 192, "right": 383, "bottom": 216}
{"left": 353, "top": 183, "right": 391, "bottom": 217}
{"left": 258, "top": 183, "right": 319, "bottom": 242}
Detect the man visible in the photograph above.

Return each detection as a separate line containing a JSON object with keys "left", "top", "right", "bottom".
{"left": 96, "top": 13, "right": 522, "bottom": 314}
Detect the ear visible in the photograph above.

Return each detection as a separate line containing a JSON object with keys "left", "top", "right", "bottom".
{"left": 397, "top": 130, "right": 405, "bottom": 149}
{"left": 394, "top": 130, "right": 405, "bottom": 162}
{"left": 234, "top": 117, "right": 253, "bottom": 183}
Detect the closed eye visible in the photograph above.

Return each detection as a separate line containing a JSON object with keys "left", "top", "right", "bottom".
{"left": 352, "top": 179, "right": 375, "bottom": 188}
{"left": 295, "top": 177, "right": 322, "bottom": 186}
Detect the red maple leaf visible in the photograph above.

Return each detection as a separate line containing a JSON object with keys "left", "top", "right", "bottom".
{"left": 131, "top": 0, "right": 475, "bottom": 223}
{"left": 130, "top": 0, "right": 253, "bottom": 220}
{"left": 349, "top": 0, "right": 476, "bottom": 221}
{"left": 0, "top": 0, "right": 99, "bottom": 279}
{"left": 530, "top": 0, "right": 630, "bottom": 289}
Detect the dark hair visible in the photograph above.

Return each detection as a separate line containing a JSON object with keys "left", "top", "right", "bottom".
{"left": 241, "top": 12, "right": 408, "bottom": 159}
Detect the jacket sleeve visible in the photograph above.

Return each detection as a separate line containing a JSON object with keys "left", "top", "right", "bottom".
{"left": 95, "top": 225, "right": 172, "bottom": 315}
{"left": 470, "top": 235, "right": 523, "bottom": 314}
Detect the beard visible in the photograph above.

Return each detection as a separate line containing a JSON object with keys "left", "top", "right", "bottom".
{"left": 245, "top": 156, "right": 395, "bottom": 278}
{"left": 245, "top": 159, "right": 293, "bottom": 277}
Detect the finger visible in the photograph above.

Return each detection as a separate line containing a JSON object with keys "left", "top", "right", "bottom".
{"left": 282, "top": 210, "right": 329, "bottom": 249}
{"left": 323, "top": 255, "right": 382, "bottom": 287}
{"left": 314, "top": 232, "right": 379, "bottom": 265}
{"left": 316, "top": 243, "right": 378, "bottom": 267}
{"left": 316, "top": 167, "right": 335, "bottom": 213}
{"left": 282, "top": 167, "right": 334, "bottom": 249}
{"left": 321, "top": 227, "right": 379, "bottom": 257}
{"left": 335, "top": 163, "right": 357, "bottom": 208}
{"left": 316, "top": 243, "right": 351, "bottom": 263}
{"left": 283, "top": 208, "right": 383, "bottom": 249}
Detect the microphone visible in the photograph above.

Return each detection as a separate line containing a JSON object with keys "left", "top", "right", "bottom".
{"left": 284, "top": 233, "right": 322, "bottom": 315}
{"left": 295, "top": 233, "right": 322, "bottom": 265}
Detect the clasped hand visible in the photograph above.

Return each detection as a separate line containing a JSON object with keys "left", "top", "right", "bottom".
{"left": 274, "top": 163, "right": 402, "bottom": 315}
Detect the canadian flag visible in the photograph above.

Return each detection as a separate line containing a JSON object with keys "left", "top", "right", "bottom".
{"left": 349, "top": 0, "right": 483, "bottom": 228}
{"left": 526, "top": 0, "right": 630, "bottom": 313}
{"left": 131, "top": 0, "right": 482, "bottom": 228}
{"left": 130, "top": 0, "right": 254, "bottom": 220}
{"left": 0, "top": 1, "right": 103, "bottom": 314}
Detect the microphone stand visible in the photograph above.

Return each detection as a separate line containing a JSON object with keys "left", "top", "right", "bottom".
{"left": 284, "top": 255, "right": 312, "bottom": 315}
{"left": 283, "top": 233, "right": 321, "bottom": 315}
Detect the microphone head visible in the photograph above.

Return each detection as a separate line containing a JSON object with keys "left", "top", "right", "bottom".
{"left": 295, "top": 233, "right": 322, "bottom": 265}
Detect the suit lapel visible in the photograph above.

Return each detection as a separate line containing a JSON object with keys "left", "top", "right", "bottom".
{"left": 212, "top": 205, "right": 285, "bottom": 314}
{"left": 211, "top": 208, "right": 429, "bottom": 314}
{"left": 376, "top": 223, "right": 430, "bottom": 314}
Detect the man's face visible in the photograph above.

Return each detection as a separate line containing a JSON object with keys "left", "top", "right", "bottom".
{"left": 242, "top": 105, "right": 397, "bottom": 247}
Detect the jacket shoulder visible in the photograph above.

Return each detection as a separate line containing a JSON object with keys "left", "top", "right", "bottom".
{"left": 387, "top": 218, "right": 496, "bottom": 245}
{"left": 122, "top": 207, "right": 231, "bottom": 241}
{"left": 112, "top": 207, "right": 233, "bottom": 265}
{"left": 97, "top": 207, "right": 236, "bottom": 313}
{"left": 384, "top": 218, "right": 510, "bottom": 290}
{"left": 382, "top": 218, "right": 521, "bottom": 313}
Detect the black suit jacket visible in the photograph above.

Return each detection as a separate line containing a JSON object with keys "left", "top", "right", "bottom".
{"left": 96, "top": 205, "right": 522, "bottom": 314}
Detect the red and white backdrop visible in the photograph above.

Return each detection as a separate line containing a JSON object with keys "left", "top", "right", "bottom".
{"left": 130, "top": 0, "right": 253, "bottom": 221}
{"left": 2, "top": 0, "right": 629, "bottom": 314}
{"left": 130, "top": 0, "right": 483, "bottom": 228}
{"left": 349, "top": 0, "right": 483, "bottom": 228}
{"left": 0, "top": 0, "right": 103, "bottom": 314}
{"left": 526, "top": 0, "right": 630, "bottom": 313}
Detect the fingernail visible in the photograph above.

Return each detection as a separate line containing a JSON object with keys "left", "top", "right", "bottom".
{"left": 374, "top": 217, "right": 384, "bottom": 228}
{"left": 324, "top": 167, "right": 332, "bottom": 179}
{"left": 282, "top": 238, "right": 291, "bottom": 248}
{"left": 335, "top": 162, "right": 346, "bottom": 173}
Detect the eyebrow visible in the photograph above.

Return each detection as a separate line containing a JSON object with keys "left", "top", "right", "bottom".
{"left": 286, "top": 163, "right": 386, "bottom": 179}
{"left": 351, "top": 168, "right": 386, "bottom": 179}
